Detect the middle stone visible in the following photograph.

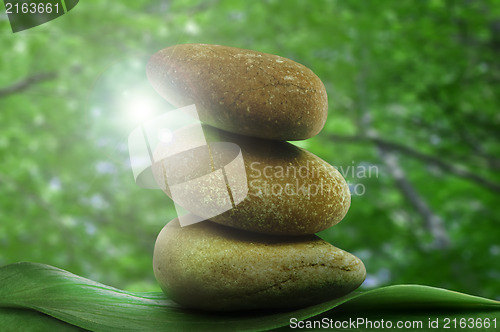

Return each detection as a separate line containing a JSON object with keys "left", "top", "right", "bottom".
{"left": 152, "top": 126, "right": 351, "bottom": 236}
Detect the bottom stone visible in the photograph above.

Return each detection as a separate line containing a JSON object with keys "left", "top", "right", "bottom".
{"left": 153, "top": 217, "right": 366, "bottom": 311}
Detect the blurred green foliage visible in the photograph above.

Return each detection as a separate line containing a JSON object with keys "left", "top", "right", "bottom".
{"left": 0, "top": 0, "right": 499, "bottom": 299}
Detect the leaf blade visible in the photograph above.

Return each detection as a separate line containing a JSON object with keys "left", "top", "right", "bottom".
{"left": 0, "top": 262, "right": 498, "bottom": 331}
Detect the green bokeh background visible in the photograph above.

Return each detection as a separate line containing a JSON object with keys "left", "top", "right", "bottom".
{"left": 1, "top": 0, "right": 499, "bottom": 300}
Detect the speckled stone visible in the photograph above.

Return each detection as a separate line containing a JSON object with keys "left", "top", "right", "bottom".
{"left": 153, "top": 218, "right": 366, "bottom": 311}
{"left": 152, "top": 126, "right": 351, "bottom": 236}
{"left": 147, "top": 44, "right": 328, "bottom": 141}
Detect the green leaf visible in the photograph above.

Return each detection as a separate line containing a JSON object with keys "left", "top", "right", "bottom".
{"left": 0, "top": 308, "right": 84, "bottom": 331}
{"left": 0, "top": 262, "right": 498, "bottom": 331}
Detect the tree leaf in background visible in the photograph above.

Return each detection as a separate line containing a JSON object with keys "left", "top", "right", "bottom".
{"left": 0, "top": 262, "right": 498, "bottom": 331}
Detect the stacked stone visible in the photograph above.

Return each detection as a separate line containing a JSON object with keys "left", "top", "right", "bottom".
{"left": 147, "top": 44, "right": 366, "bottom": 311}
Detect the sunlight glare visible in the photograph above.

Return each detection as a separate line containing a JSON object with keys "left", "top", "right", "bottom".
{"left": 125, "top": 95, "right": 157, "bottom": 124}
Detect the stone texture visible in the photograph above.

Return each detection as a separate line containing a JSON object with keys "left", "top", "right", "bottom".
{"left": 153, "top": 218, "right": 366, "bottom": 311}
{"left": 147, "top": 44, "right": 328, "bottom": 141}
{"left": 152, "top": 125, "right": 351, "bottom": 235}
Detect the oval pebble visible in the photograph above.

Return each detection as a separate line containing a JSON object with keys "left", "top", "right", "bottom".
{"left": 153, "top": 217, "right": 366, "bottom": 311}
{"left": 151, "top": 126, "right": 351, "bottom": 235}
{"left": 147, "top": 44, "right": 328, "bottom": 141}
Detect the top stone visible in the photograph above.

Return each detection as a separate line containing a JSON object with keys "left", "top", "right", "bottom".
{"left": 147, "top": 44, "right": 328, "bottom": 141}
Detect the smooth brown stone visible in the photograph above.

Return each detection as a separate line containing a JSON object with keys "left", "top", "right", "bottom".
{"left": 147, "top": 44, "right": 328, "bottom": 140}
{"left": 153, "top": 218, "right": 366, "bottom": 311}
{"left": 152, "top": 126, "right": 351, "bottom": 236}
